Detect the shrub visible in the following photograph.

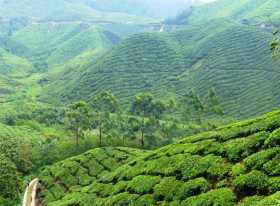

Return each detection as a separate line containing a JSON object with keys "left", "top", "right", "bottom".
{"left": 233, "top": 170, "right": 269, "bottom": 194}
{"left": 206, "top": 156, "right": 232, "bottom": 180}
{"left": 111, "top": 181, "right": 128, "bottom": 195}
{"left": 104, "top": 192, "right": 139, "bottom": 206}
{"left": 135, "top": 194, "right": 155, "bottom": 206}
{"left": 181, "top": 188, "right": 236, "bottom": 206}
{"left": 244, "top": 148, "right": 280, "bottom": 170}
{"left": 237, "top": 195, "right": 264, "bottom": 206}
{"left": 222, "top": 132, "right": 268, "bottom": 161}
{"left": 177, "top": 178, "right": 210, "bottom": 200}
{"left": 127, "top": 175, "right": 161, "bottom": 194}
{"left": 154, "top": 177, "right": 183, "bottom": 201}
{"left": 0, "top": 154, "right": 22, "bottom": 200}
{"left": 269, "top": 177, "right": 280, "bottom": 193}
{"left": 254, "top": 192, "right": 280, "bottom": 206}
{"left": 265, "top": 128, "right": 280, "bottom": 147}
{"left": 0, "top": 137, "right": 32, "bottom": 174}
{"left": 231, "top": 163, "right": 247, "bottom": 177}
{"left": 263, "top": 155, "right": 280, "bottom": 176}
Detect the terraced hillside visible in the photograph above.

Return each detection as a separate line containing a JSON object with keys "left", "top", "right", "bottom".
{"left": 9, "top": 23, "right": 120, "bottom": 70}
{"left": 39, "top": 109, "right": 280, "bottom": 206}
{"left": 0, "top": 47, "right": 33, "bottom": 78}
{"left": 0, "top": 75, "right": 20, "bottom": 103}
{"left": 46, "top": 19, "right": 280, "bottom": 118}
{"left": 188, "top": 0, "right": 280, "bottom": 25}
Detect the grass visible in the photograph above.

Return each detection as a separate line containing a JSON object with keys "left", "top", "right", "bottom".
{"left": 38, "top": 108, "right": 280, "bottom": 206}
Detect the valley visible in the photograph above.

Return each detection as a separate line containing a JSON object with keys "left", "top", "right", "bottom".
{"left": 1, "top": 0, "right": 280, "bottom": 206}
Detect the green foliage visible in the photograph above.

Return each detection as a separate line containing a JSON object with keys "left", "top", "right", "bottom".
{"left": 53, "top": 18, "right": 280, "bottom": 120}
{"left": 231, "top": 163, "right": 247, "bottom": 177}
{"left": 237, "top": 195, "right": 264, "bottom": 206}
{"left": 65, "top": 101, "right": 91, "bottom": 146}
{"left": 177, "top": 178, "right": 210, "bottom": 200}
{"left": 127, "top": 175, "right": 160, "bottom": 194}
{"left": 90, "top": 91, "right": 119, "bottom": 146}
{"left": 0, "top": 136, "right": 32, "bottom": 174}
{"left": 269, "top": 177, "right": 280, "bottom": 193}
{"left": 154, "top": 177, "right": 182, "bottom": 201}
{"left": 244, "top": 148, "right": 280, "bottom": 170}
{"left": 233, "top": 170, "right": 269, "bottom": 193}
{"left": 39, "top": 108, "right": 280, "bottom": 206}
{"left": 130, "top": 92, "right": 168, "bottom": 147}
{"left": 0, "top": 154, "right": 22, "bottom": 200}
{"left": 182, "top": 188, "right": 236, "bottom": 206}
{"left": 265, "top": 128, "right": 280, "bottom": 147}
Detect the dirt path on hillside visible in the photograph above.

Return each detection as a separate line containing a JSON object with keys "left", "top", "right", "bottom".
{"left": 22, "top": 178, "right": 42, "bottom": 206}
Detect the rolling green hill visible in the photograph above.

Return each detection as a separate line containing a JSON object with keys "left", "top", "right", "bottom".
{"left": 0, "top": 47, "right": 33, "bottom": 78}
{"left": 188, "top": 0, "right": 280, "bottom": 25}
{"left": 39, "top": 109, "right": 280, "bottom": 206}
{"left": 44, "top": 19, "right": 280, "bottom": 118}
{"left": 9, "top": 22, "right": 120, "bottom": 71}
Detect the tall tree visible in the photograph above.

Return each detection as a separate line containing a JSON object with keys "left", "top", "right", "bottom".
{"left": 65, "top": 101, "right": 91, "bottom": 147}
{"left": 204, "top": 87, "right": 224, "bottom": 116}
{"left": 0, "top": 137, "right": 32, "bottom": 174}
{"left": 179, "top": 88, "right": 224, "bottom": 124}
{"left": 271, "top": 30, "right": 280, "bottom": 58}
{"left": 131, "top": 93, "right": 167, "bottom": 147}
{"left": 90, "top": 91, "right": 119, "bottom": 146}
{"left": 180, "top": 89, "right": 204, "bottom": 123}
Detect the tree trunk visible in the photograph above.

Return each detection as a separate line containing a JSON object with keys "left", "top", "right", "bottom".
{"left": 140, "top": 117, "right": 145, "bottom": 148}
{"left": 99, "top": 125, "right": 102, "bottom": 147}
{"left": 75, "top": 128, "right": 80, "bottom": 148}
{"left": 98, "top": 113, "right": 102, "bottom": 147}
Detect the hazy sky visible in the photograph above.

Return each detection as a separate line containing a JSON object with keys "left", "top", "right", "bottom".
{"left": 91, "top": 0, "right": 219, "bottom": 18}
{"left": 201, "top": 0, "right": 217, "bottom": 2}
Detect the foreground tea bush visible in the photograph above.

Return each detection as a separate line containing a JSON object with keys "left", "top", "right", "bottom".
{"left": 39, "top": 110, "right": 280, "bottom": 205}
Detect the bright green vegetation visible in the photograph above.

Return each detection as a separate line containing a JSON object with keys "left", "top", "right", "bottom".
{"left": 10, "top": 23, "right": 120, "bottom": 70}
{"left": 49, "top": 19, "right": 280, "bottom": 118}
{"left": 38, "top": 109, "right": 280, "bottom": 206}
{"left": 1, "top": 0, "right": 280, "bottom": 205}
{"left": 0, "top": 47, "right": 33, "bottom": 78}
{"left": 0, "top": 89, "right": 223, "bottom": 204}
{"left": 0, "top": 154, "right": 22, "bottom": 206}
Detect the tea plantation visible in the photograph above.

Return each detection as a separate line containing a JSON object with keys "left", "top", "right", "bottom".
{"left": 39, "top": 109, "right": 280, "bottom": 206}
{"left": 51, "top": 19, "right": 280, "bottom": 119}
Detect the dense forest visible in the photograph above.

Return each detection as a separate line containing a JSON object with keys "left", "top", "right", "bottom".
{"left": 1, "top": 0, "right": 280, "bottom": 205}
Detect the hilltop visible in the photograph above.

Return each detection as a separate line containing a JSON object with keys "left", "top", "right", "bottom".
{"left": 39, "top": 108, "right": 280, "bottom": 206}
{"left": 188, "top": 0, "right": 280, "bottom": 26}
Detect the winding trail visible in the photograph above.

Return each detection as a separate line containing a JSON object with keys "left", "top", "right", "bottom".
{"left": 22, "top": 178, "right": 42, "bottom": 206}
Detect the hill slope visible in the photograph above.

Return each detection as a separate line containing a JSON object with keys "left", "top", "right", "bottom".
{"left": 188, "top": 0, "right": 280, "bottom": 25}
{"left": 0, "top": 47, "right": 33, "bottom": 77}
{"left": 9, "top": 22, "right": 120, "bottom": 71}
{"left": 45, "top": 19, "right": 280, "bottom": 118}
{"left": 39, "top": 109, "right": 280, "bottom": 206}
